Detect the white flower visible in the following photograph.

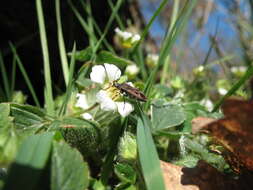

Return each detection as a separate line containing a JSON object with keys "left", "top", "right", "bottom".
{"left": 81, "top": 113, "right": 93, "bottom": 120}
{"left": 231, "top": 66, "right": 247, "bottom": 77}
{"left": 200, "top": 99, "right": 213, "bottom": 112}
{"left": 114, "top": 27, "right": 140, "bottom": 48}
{"left": 90, "top": 63, "right": 134, "bottom": 117}
{"left": 131, "top": 34, "right": 141, "bottom": 43}
{"left": 231, "top": 66, "right": 246, "bottom": 73}
{"left": 76, "top": 93, "right": 90, "bottom": 110}
{"left": 125, "top": 64, "right": 139, "bottom": 78}
{"left": 90, "top": 63, "right": 121, "bottom": 84}
{"left": 76, "top": 93, "right": 95, "bottom": 120}
{"left": 218, "top": 88, "right": 228, "bottom": 95}
{"left": 115, "top": 28, "right": 132, "bottom": 40}
{"left": 146, "top": 54, "right": 159, "bottom": 68}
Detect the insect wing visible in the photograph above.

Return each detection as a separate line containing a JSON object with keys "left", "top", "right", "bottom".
{"left": 119, "top": 83, "right": 147, "bottom": 102}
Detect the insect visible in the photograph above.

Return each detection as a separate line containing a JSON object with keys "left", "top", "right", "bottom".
{"left": 113, "top": 81, "right": 147, "bottom": 102}
{"left": 102, "top": 64, "right": 147, "bottom": 102}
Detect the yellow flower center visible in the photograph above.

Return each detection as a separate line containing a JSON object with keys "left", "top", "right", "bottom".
{"left": 103, "top": 83, "right": 122, "bottom": 101}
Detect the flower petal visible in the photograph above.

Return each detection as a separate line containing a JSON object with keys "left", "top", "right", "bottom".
{"left": 131, "top": 34, "right": 140, "bottom": 43}
{"left": 76, "top": 93, "right": 90, "bottom": 109}
{"left": 116, "top": 102, "right": 134, "bottom": 117}
{"left": 90, "top": 65, "right": 106, "bottom": 84}
{"left": 104, "top": 63, "right": 121, "bottom": 82}
{"left": 115, "top": 27, "right": 132, "bottom": 40}
{"left": 96, "top": 90, "right": 117, "bottom": 111}
{"left": 81, "top": 113, "right": 93, "bottom": 120}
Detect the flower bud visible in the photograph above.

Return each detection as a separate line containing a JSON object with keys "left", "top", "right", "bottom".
{"left": 118, "top": 132, "right": 137, "bottom": 161}
{"left": 125, "top": 64, "right": 140, "bottom": 79}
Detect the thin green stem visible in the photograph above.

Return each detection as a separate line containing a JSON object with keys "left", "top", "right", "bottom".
{"left": 59, "top": 43, "right": 76, "bottom": 116}
{"left": 108, "top": 0, "right": 124, "bottom": 29}
{"left": 212, "top": 65, "right": 253, "bottom": 112}
{"left": 160, "top": 0, "right": 179, "bottom": 84}
{"left": 144, "top": 0, "right": 197, "bottom": 100}
{"left": 11, "top": 55, "right": 17, "bottom": 96}
{"left": 9, "top": 43, "right": 40, "bottom": 107}
{"left": 80, "top": 0, "right": 97, "bottom": 48}
{"left": 79, "top": 0, "right": 115, "bottom": 53}
{"left": 36, "top": 0, "right": 54, "bottom": 115}
{"left": 93, "top": 0, "right": 124, "bottom": 54}
{"left": 0, "top": 51, "right": 10, "bottom": 100}
{"left": 131, "top": 0, "right": 168, "bottom": 54}
{"left": 56, "top": 0, "right": 69, "bottom": 86}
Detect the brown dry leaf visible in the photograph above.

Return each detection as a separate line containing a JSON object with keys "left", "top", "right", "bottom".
{"left": 191, "top": 117, "right": 216, "bottom": 134}
{"left": 198, "top": 98, "right": 253, "bottom": 172}
{"left": 161, "top": 160, "right": 247, "bottom": 190}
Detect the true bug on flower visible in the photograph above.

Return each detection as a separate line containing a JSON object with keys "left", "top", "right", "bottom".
{"left": 102, "top": 64, "right": 147, "bottom": 102}
{"left": 113, "top": 81, "right": 147, "bottom": 102}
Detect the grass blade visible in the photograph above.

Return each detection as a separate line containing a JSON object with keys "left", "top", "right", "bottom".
{"left": 212, "top": 65, "right": 253, "bottom": 112}
{"left": 80, "top": 0, "right": 115, "bottom": 53}
{"left": 131, "top": 0, "right": 168, "bottom": 54}
{"left": 36, "top": 0, "right": 54, "bottom": 115}
{"left": 59, "top": 43, "right": 76, "bottom": 116}
{"left": 68, "top": 0, "right": 96, "bottom": 47}
{"left": 81, "top": 0, "right": 97, "bottom": 48}
{"left": 137, "top": 113, "right": 165, "bottom": 190}
{"left": 160, "top": 0, "right": 179, "bottom": 84}
{"left": 0, "top": 51, "right": 10, "bottom": 100}
{"left": 108, "top": 0, "right": 124, "bottom": 29}
{"left": 93, "top": 0, "right": 124, "bottom": 54}
{"left": 144, "top": 0, "right": 197, "bottom": 99}
{"left": 9, "top": 43, "right": 40, "bottom": 107}
{"left": 11, "top": 54, "right": 17, "bottom": 96}
{"left": 56, "top": 0, "right": 69, "bottom": 86}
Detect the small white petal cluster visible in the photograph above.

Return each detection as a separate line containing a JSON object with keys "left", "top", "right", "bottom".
{"left": 231, "top": 66, "right": 246, "bottom": 73}
{"left": 76, "top": 93, "right": 90, "bottom": 110}
{"left": 218, "top": 88, "right": 228, "bottom": 95}
{"left": 200, "top": 99, "right": 213, "bottom": 112}
{"left": 90, "top": 63, "right": 134, "bottom": 117}
{"left": 146, "top": 54, "right": 159, "bottom": 68}
{"left": 125, "top": 64, "right": 140, "bottom": 78}
{"left": 81, "top": 113, "right": 93, "bottom": 120}
{"left": 76, "top": 93, "right": 95, "bottom": 120}
{"left": 115, "top": 27, "right": 140, "bottom": 47}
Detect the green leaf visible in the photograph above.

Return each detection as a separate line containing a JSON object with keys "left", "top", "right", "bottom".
{"left": 3, "top": 132, "right": 54, "bottom": 190}
{"left": 153, "top": 84, "right": 174, "bottom": 98}
{"left": 182, "top": 102, "right": 222, "bottom": 132}
{"left": 0, "top": 103, "right": 12, "bottom": 129}
{"left": 51, "top": 141, "right": 89, "bottom": 190}
{"left": 183, "top": 137, "right": 227, "bottom": 171}
{"left": 115, "top": 183, "right": 136, "bottom": 190}
{"left": 114, "top": 163, "right": 136, "bottom": 184}
{"left": 173, "top": 154, "right": 199, "bottom": 168}
{"left": 69, "top": 47, "right": 92, "bottom": 62}
{"left": 56, "top": 117, "right": 101, "bottom": 157}
{"left": 10, "top": 103, "right": 47, "bottom": 129}
{"left": 151, "top": 100, "right": 186, "bottom": 131}
{"left": 137, "top": 115, "right": 165, "bottom": 190}
{"left": 96, "top": 50, "right": 134, "bottom": 69}
{"left": 0, "top": 131, "right": 20, "bottom": 165}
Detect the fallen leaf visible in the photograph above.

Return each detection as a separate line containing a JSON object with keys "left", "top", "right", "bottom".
{"left": 161, "top": 160, "right": 250, "bottom": 190}
{"left": 161, "top": 161, "right": 198, "bottom": 190}
{"left": 191, "top": 117, "right": 216, "bottom": 134}
{"left": 198, "top": 98, "right": 253, "bottom": 172}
